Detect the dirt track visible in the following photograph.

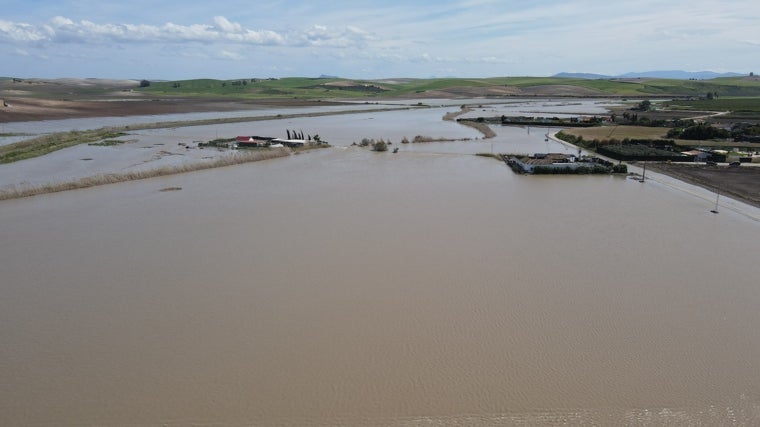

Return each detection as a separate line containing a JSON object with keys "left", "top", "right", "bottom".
{"left": 646, "top": 163, "right": 760, "bottom": 208}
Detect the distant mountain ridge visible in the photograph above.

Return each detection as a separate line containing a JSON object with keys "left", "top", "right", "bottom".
{"left": 554, "top": 70, "right": 744, "bottom": 80}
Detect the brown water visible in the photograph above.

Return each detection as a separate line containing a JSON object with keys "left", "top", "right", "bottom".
{"left": 2, "top": 113, "right": 760, "bottom": 425}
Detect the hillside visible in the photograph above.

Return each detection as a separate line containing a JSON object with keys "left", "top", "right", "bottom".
{"left": 135, "top": 76, "right": 760, "bottom": 99}
{"left": 554, "top": 70, "right": 744, "bottom": 79}
{"left": 4, "top": 75, "right": 760, "bottom": 123}
{"left": 4, "top": 75, "right": 760, "bottom": 101}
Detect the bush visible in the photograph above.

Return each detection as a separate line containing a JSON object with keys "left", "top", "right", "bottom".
{"left": 670, "top": 123, "right": 729, "bottom": 140}
{"left": 372, "top": 140, "right": 388, "bottom": 152}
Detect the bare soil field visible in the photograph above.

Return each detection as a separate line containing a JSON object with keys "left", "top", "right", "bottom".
{"left": 646, "top": 163, "right": 760, "bottom": 208}
{"left": 0, "top": 97, "right": 344, "bottom": 123}
{"left": 0, "top": 78, "right": 349, "bottom": 123}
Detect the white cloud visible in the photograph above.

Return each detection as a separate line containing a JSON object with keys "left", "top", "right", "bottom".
{"left": 0, "top": 15, "right": 382, "bottom": 49}
{"left": 0, "top": 19, "right": 50, "bottom": 42}
{"left": 219, "top": 50, "right": 244, "bottom": 60}
{"left": 213, "top": 16, "right": 242, "bottom": 33}
{"left": 294, "top": 24, "right": 373, "bottom": 48}
{"left": 3, "top": 1, "right": 760, "bottom": 79}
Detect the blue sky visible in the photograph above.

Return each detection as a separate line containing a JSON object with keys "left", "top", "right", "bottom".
{"left": 2, "top": 0, "right": 759, "bottom": 80}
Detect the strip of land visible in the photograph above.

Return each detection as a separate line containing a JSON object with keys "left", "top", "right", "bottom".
{"left": 645, "top": 162, "right": 760, "bottom": 208}
{"left": 0, "top": 149, "right": 290, "bottom": 201}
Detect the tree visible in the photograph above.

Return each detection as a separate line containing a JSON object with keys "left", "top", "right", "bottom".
{"left": 139, "top": 79, "right": 150, "bottom": 87}
{"left": 671, "top": 123, "right": 729, "bottom": 140}
{"left": 637, "top": 100, "right": 651, "bottom": 111}
{"left": 372, "top": 140, "right": 388, "bottom": 152}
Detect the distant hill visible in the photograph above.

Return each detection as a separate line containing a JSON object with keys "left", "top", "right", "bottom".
{"left": 8, "top": 75, "right": 760, "bottom": 101}
{"left": 554, "top": 70, "right": 744, "bottom": 80}
{"left": 553, "top": 72, "right": 612, "bottom": 79}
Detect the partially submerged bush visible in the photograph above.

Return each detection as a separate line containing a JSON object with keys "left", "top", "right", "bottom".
{"left": 372, "top": 140, "right": 388, "bottom": 152}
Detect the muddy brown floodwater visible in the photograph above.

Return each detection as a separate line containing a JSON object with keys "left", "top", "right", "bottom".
{"left": 2, "top": 102, "right": 760, "bottom": 426}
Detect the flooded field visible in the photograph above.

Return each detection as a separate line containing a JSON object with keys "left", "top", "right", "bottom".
{"left": 2, "top": 100, "right": 760, "bottom": 425}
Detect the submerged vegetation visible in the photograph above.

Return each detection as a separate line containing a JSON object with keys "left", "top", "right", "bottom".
{"left": 0, "top": 108, "right": 366, "bottom": 164}
{"left": 0, "top": 149, "right": 289, "bottom": 200}
{"left": 89, "top": 138, "right": 135, "bottom": 146}
{"left": 371, "top": 140, "right": 388, "bottom": 152}
{"left": 0, "top": 130, "right": 128, "bottom": 163}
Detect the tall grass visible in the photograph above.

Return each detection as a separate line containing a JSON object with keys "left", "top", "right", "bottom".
{"left": 0, "top": 149, "right": 289, "bottom": 201}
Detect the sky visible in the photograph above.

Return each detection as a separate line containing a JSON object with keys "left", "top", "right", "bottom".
{"left": 1, "top": 0, "right": 759, "bottom": 80}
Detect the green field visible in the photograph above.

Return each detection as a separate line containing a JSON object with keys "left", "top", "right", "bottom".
{"left": 137, "top": 76, "right": 760, "bottom": 99}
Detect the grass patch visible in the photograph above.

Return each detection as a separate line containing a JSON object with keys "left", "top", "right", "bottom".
{"left": 0, "top": 130, "right": 130, "bottom": 163}
{"left": 662, "top": 97, "right": 760, "bottom": 113}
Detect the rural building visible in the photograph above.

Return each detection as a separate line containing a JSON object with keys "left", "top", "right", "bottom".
{"left": 680, "top": 149, "right": 712, "bottom": 162}
{"left": 236, "top": 136, "right": 275, "bottom": 147}
{"left": 509, "top": 153, "right": 577, "bottom": 173}
{"left": 272, "top": 138, "right": 305, "bottom": 147}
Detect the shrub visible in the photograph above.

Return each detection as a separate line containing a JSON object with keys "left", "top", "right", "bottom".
{"left": 372, "top": 140, "right": 388, "bottom": 152}
{"left": 670, "top": 123, "right": 729, "bottom": 140}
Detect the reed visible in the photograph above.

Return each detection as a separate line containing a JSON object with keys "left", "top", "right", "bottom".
{"left": 0, "top": 149, "right": 289, "bottom": 201}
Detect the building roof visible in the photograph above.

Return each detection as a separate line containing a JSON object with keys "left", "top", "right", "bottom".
{"left": 681, "top": 150, "right": 705, "bottom": 156}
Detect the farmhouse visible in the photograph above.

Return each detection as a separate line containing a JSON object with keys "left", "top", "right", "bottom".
{"left": 505, "top": 153, "right": 618, "bottom": 174}
{"left": 508, "top": 153, "right": 577, "bottom": 173}
{"left": 680, "top": 149, "right": 712, "bottom": 162}
{"left": 272, "top": 138, "right": 305, "bottom": 147}
{"left": 236, "top": 136, "right": 275, "bottom": 147}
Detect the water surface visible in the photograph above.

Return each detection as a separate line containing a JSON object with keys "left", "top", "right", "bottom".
{"left": 2, "top": 102, "right": 760, "bottom": 426}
